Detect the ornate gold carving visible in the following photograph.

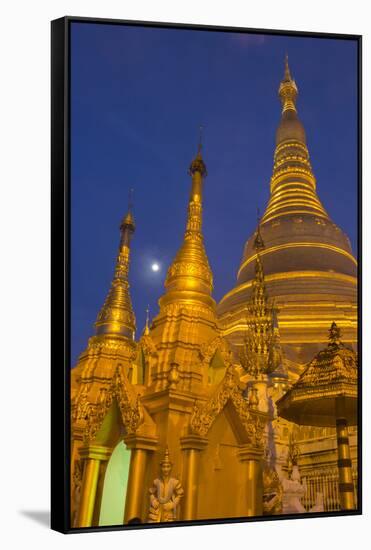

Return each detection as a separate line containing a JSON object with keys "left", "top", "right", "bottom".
{"left": 83, "top": 365, "right": 144, "bottom": 443}
{"left": 84, "top": 335, "right": 137, "bottom": 358}
{"left": 167, "top": 260, "right": 213, "bottom": 284}
{"left": 239, "top": 233, "right": 280, "bottom": 377}
{"left": 71, "top": 459, "right": 83, "bottom": 527}
{"left": 168, "top": 362, "right": 180, "bottom": 390}
{"left": 189, "top": 149, "right": 207, "bottom": 177}
{"left": 190, "top": 365, "right": 266, "bottom": 447}
{"left": 263, "top": 465, "right": 283, "bottom": 515}
{"left": 231, "top": 388, "right": 266, "bottom": 448}
{"left": 115, "top": 368, "right": 144, "bottom": 434}
{"left": 138, "top": 333, "right": 158, "bottom": 357}
{"left": 190, "top": 366, "right": 237, "bottom": 437}
{"left": 73, "top": 384, "right": 93, "bottom": 422}
{"left": 248, "top": 387, "right": 259, "bottom": 409}
{"left": 199, "top": 336, "right": 233, "bottom": 365}
{"left": 288, "top": 429, "right": 301, "bottom": 468}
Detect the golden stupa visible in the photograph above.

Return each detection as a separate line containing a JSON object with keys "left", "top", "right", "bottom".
{"left": 218, "top": 56, "right": 357, "bottom": 364}
{"left": 70, "top": 57, "right": 358, "bottom": 529}
{"left": 71, "top": 143, "right": 269, "bottom": 528}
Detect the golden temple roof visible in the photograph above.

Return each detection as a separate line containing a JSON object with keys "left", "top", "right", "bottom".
{"left": 276, "top": 322, "right": 358, "bottom": 426}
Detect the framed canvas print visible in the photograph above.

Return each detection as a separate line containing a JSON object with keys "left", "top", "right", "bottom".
{"left": 51, "top": 16, "right": 362, "bottom": 533}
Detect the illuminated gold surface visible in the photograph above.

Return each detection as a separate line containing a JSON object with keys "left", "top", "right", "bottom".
{"left": 71, "top": 144, "right": 268, "bottom": 526}
{"left": 277, "top": 323, "right": 358, "bottom": 427}
{"left": 220, "top": 270, "right": 357, "bottom": 303}
{"left": 95, "top": 209, "right": 136, "bottom": 339}
{"left": 70, "top": 58, "right": 358, "bottom": 525}
{"left": 237, "top": 243, "right": 357, "bottom": 278}
{"left": 218, "top": 57, "right": 357, "bottom": 362}
{"left": 76, "top": 458, "right": 100, "bottom": 527}
{"left": 335, "top": 406, "right": 356, "bottom": 510}
{"left": 277, "top": 326, "right": 357, "bottom": 510}
{"left": 124, "top": 448, "right": 149, "bottom": 523}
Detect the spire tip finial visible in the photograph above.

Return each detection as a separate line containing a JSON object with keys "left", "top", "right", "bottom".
{"left": 278, "top": 53, "right": 298, "bottom": 113}
{"left": 189, "top": 126, "right": 207, "bottom": 176}
{"left": 284, "top": 53, "right": 291, "bottom": 81}
{"left": 144, "top": 304, "right": 150, "bottom": 335}
{"left": 198, "top": 124, "right": 204, "bottom": 154}
{"left": 121, "top": 188, "right": 135, "bottom": 232}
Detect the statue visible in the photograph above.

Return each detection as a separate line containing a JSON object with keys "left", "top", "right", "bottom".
{"left": 281, "top": 464, "right": 306, "bottom": 514}
{"left": 148, "top": 448, "right": 184, "bottom": 522}
{"left": 281, "top": 433, "right": 306, "bottom": 513}
{"left": 263, "top": 466, "right": 283, "bottom": 515}
{"left": 262, "top": 447, "right": 283, "bottom": 515}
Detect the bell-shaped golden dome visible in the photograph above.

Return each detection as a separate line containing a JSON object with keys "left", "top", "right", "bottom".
{"left": 218, "top": 57, "right": 357, "bottom": 363}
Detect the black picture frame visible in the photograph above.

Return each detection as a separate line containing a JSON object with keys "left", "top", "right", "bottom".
{"left": 51, "top": 16, "right": 362, "bottom": 534}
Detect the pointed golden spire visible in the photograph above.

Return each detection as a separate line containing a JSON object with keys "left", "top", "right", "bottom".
{"left": 283, "top": 53, "right": 291, "bottom": 81}
{"left": 279, "top": 54, "right": 298, "bottom": 114}
{"left": 259, "top": 56, "right": 329, "bottom": 224}
{"left": 162, "top": 135, "right": 213, "bottom": 306}
{"left": 271, "top": 300, "right": 279, "bottom": 333}
{"left": 268, "top": 300, "right": 287, "bottom": 377}
{"left": 95, "top": 196, "right": 136, "bottom": 339}
{"left": 143, "top": 304, "right": 150, "bottom": 336}
{"left": 243, "top": 224, "right": 279, "bottom": 375}
{"left": 246, "top": 243, "right": 269, "bottom": 360}
{"left": 252, "top": 213, "right": 265, "bottom": 292}
{"left": 249, "top": 234, "right": 268, "bottom": 324}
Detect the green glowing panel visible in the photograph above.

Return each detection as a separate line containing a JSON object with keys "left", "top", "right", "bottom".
{"left": 99, "top": 441, "right": 131, "bottom": 526}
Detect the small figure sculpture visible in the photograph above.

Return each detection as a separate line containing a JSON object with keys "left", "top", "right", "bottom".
{"left": 168, "top": 362, "right": 180, "bottom": 390}
{"left": 148, "top": 447, "right": 184, "bottom": 522}
{"left": 281, "top": 434, "right": 306, "bottom": 513}
{"left": 281, "top": 464, "right": 306, "bottom": 513}
{"left": 262, "top": 447, "right": 283, "bottom": 515}
{"left": 263, "top": 466, "right": 283, "bottom": 515}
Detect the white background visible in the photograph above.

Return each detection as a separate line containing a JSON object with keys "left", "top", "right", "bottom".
{"left": 0, "top": 0, "right": 369, "bottom": 548}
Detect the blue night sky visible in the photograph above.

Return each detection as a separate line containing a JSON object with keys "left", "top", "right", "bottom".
{"left": 70, "top": 22, "right": 358, "bottom": 367}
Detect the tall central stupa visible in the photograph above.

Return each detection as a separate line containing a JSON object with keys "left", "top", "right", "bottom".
{"left": 218, "top": 57, "right": 357, "bottom": 364}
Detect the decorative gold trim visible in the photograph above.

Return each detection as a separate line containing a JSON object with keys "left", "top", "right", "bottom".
{"left": 83, "top": 365, "right": 144, "bottom": 443}
{"left": 220, "top": 270, "right": 357, "bottom": 305}
{"left": 237, "top": 243, "right": 357, "bottom": 278}
{"left": 190, "top": 365, "right": 267, "bottom": 447}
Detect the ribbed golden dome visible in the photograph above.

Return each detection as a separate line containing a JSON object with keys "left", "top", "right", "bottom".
{"left": 218, "top": 57, "right": 357, "bottom": 362}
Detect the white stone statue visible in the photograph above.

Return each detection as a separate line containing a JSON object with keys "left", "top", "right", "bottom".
{"left": 282, "top": 464, "right": 306, "bottom": 514}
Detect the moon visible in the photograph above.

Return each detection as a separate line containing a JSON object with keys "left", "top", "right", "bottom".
{"left": 151, "top": 262, "right": 160, "bottom": 272}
